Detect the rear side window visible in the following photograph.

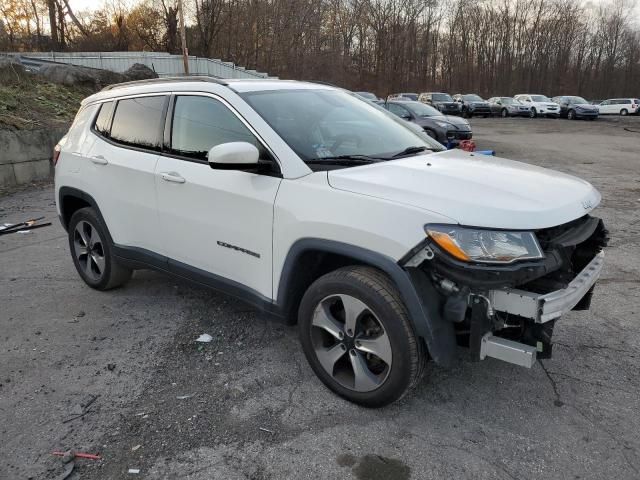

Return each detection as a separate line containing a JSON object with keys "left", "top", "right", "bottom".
{"left": 110, "top": 96, "right": 166, "bottom": 150}
{"left": 170, "top": 95, "right": 262, "bottom": 161}
{"left": 94, "top": 101, "right": 114, "bottom": 137}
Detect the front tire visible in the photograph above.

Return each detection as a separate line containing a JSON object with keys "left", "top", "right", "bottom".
{"left": 621, "top": 109, "right": 628, "bottom": 116}
{"left": 501, "top": 108, "right": 508, "bottom": 118}
{"left": 529, "top": 108, "right": 537, "bottom": 118}
{"left": 298, "top": 266, "right": 426, "bottom": 407}
{"left": 567, "top": 109, "right": 576, "bottom": 120}
{"left": 68, "top": 207, "right": 132, "bottom": 290}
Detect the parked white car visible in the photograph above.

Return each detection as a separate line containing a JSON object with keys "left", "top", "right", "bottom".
{"left": 597, "top": 98, "right": 639, "bottom": 116}
{"left": 54, "top": 78, "right": 608, "bottom": 407}
{"left": 514, "top": 94, "right": 560, "bottom": 118}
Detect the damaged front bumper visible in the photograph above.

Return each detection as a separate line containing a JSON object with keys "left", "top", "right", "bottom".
{"left": 489, "top": 251, "right": 604, "bottom": 324}
{"left": 403, "top": 215, "right": 608, "bottom": 369}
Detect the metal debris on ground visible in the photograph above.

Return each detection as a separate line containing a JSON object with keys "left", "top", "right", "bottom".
{"left": 0, "top": 216, "right": 51, "bottom": 236}
{"left": 259, "top": 427, "right": 275, "bottom": 434}
{"left": 131, "top": 444, "right": 141, "bottom": 451}
{"left": 196, "top": 333, "right": 213, "bottom": 343}
{"left": 176, "top": 393, "right": 195, "bottom": 400}
{"left": 62, "top": 394, "right": 99, "bottom": 423}
{"left": 52, "top": 450, "right": 102, "bottom": 461}
{"left": 128, "top": 468, "right": 141, "bottom": 474}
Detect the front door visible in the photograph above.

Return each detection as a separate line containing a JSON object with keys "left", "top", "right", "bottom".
{"left": 155, "top": 94, "right": 281, "bottom": 300}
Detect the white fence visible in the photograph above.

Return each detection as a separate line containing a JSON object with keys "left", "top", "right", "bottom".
{"left": 14, "top": 51, "right": 275, "bottom": 79}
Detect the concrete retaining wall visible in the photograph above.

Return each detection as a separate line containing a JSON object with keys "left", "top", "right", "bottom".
{"left": 0, "top": 128, "right": 67, "bottom": 187}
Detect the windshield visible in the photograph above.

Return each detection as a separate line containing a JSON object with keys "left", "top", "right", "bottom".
{"left": 355, "top": 91, "right": 377, "bottom": 100}
{"left": 432, "top": 93, "right": 453, "bottom": 102}
{"left": 500, "top": 97, "right": 517, "bottom": 105}
{"left": 404, "top": 101, "right": 442, "bottom": 117}
{"left": 400, "top": 93, "right": 419, "bottom": 101}
{"left": 531, "top": 95, "right": 551, "bottom": 102}
{"left": 241, "top": 89, "right": 441, "bottom": 163}
{"left": 566, "top": 96, "right": 589, "bottom": 104}
{"left": 463, "top": 94, "right": 484, "bottom": 102}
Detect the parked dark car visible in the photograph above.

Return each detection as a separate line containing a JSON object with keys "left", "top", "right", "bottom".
{"left": 387, "top": 93, "right": 419, "bottom": 101}
{"left": 487, "top": 97, "right": 531, "bottom": 117}
{"left": 418, "top": 92, "right": 461, "bottom": 115}
{"left": 452, "top": 94, "right": 492, "bottom": 117}
{"left": 552, "top": 96, "right": 599, "bottom": 120}
{"left": 384, "top": 100, "right": 472, "bottom": 145}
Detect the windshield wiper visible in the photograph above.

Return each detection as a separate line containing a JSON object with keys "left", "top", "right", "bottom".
{"left": 390, "top": 146, "right": 434, "bottom": 158}
{"left": 306, "top": 154, "right": 384, "bottom": 165}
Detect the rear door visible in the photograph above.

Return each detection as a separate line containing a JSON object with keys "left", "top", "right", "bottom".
{"left": 154, "top": 93, "right": 281, "bottom": 300}
{"left": 87, "top": 94, "right": 167, "bottom": 253}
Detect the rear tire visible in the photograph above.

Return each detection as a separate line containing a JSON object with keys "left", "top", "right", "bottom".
{"left": 298, "top": 266, "right": 426, "bottom": 407}
{"left": 68, "top": 207, "right": 132, "bottom": 290}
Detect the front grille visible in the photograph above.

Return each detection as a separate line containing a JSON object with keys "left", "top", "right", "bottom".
{"left": 448, "top": 131, "right": 472, "bottom": 140}
{"left": 522, "top": 215, "right": 608, "bottom": 293}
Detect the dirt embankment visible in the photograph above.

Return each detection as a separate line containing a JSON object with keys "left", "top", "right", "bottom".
{"left": 0, "top": 58, "right": 92, "bottom": 131}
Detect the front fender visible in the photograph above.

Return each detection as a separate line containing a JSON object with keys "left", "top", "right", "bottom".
{"left": 278, "top": 238, "right": 456, "bottom": 367}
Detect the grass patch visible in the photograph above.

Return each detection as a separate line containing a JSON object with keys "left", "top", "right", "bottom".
{"left": 0, "top": 78, "right": 93, "bottom": 130}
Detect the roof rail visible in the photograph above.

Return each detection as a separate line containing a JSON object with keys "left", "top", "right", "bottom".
{"left": 101, "top": 75, "right": 229, "bottom": 91}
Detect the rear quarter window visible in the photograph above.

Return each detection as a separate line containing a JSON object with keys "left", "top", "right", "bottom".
{"left": 110, "top": 96, "right": 166, "bottom": 150}
{"left": 93, "top": 101, "right": 114, "bottom": 137}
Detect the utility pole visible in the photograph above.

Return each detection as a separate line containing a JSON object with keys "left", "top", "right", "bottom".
{"left": 178, "top": 0, "right": 189, "bottom": 75}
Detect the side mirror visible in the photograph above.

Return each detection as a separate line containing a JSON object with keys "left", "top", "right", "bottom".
{"left": 208, "top": 142, "right": 259, "bottom": 169}
{"left": 496, "top": 101, "right": 502, "bottom": 105}
{"left": 401, "top": 113, "right": 412, "bottom": 120}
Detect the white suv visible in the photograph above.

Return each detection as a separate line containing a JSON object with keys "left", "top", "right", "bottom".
{"left": 55, "top": 78, "right": 608, "bottom": 407}
{"left": 514, "top": 94, "right": 560, "bottom": 118}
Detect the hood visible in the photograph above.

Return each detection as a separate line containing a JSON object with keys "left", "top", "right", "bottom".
{"left": 439, "top": 115, "right": 471, "bottom": 129}
{"left": 575, "top": 103, "right": 598, "bottom": 110}
{"left": 327, "top": 149, "right": 601, "bottom": 230}
{"left": 416, "top": 115, "right": 470, "bottom": 130}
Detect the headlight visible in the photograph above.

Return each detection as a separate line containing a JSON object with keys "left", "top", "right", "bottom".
{"left": 425, "top": 225, "right": 544, "bottom": 264}
{"left": 434, "top": 121, "right": 449, "bottom": 127}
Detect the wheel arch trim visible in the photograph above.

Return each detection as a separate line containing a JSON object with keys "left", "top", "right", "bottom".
{"left": 277, "top": 238, "right": 455, "bottom": 366}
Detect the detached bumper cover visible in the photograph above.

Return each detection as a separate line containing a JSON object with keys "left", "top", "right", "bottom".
{"left": 489, "top": 251, "right": 604, "bottom": 323}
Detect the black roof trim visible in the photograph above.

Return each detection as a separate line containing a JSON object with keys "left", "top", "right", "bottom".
{"left": 101, "top": 76, "right": 229, "bottom": 91}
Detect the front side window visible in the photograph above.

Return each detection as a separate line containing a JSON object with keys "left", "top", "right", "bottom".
{"left": 242, "top": 89, "right": 441, "bottom": 163}
{"left": 387, "top": 103, "right": 411, "bottom": 118}
{"left": 170, "top": 95, "right": 264, "bottom": 161}
{"left": 405, "top": 102, "right": 441, "bottom": 117}
{"left": 110, "top": 96, "right": 166, "bottom": 150}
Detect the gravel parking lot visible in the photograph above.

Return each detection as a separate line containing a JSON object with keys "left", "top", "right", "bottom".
{"left": 1, "top": 116, "right": 639, "bottom": 480}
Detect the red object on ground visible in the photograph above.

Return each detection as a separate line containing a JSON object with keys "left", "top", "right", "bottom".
{"left": 52, "top": 451, "right": 102, "bottom": 460}
{"left": 459, "top": 140, "right": 476, "bottom": 152}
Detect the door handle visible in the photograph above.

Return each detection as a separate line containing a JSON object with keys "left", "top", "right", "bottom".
{"left": 90, "top": 155, "right": 108, "bottom": 165}
{"left": 160, "top": 172, "right": 186, "bottom": 184}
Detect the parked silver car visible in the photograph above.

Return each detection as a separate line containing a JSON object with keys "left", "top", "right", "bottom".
{"left": 487, "top": 97, "right": 531, "bottom": 117}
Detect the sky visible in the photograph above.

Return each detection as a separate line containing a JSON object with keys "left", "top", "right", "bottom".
{"left": 69, "top": 0, "right": 639, "bottom": 22}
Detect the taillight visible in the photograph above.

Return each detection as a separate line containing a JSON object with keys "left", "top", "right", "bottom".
{"left": 53, "top": 144, "right": 61, "bottom": 166}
